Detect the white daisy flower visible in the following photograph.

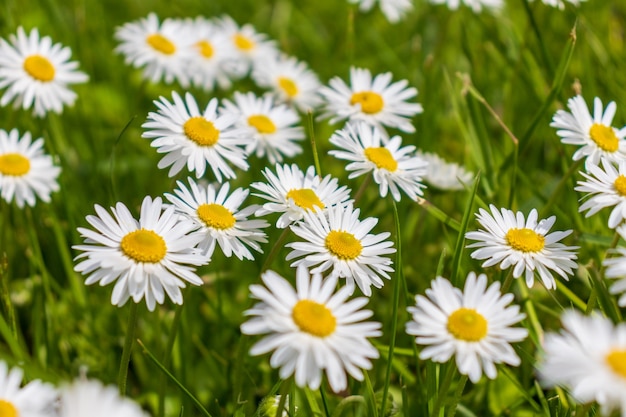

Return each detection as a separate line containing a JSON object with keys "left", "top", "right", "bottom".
{"left": 576, "top": 158, "right": 626, "bottom": 229}
{"left": 114, "top": 13, "right": 194, "bottom": 86}
{"left": 0, "top": 360, "right": 57, "bottom": 417}
{"left": 73, "top": 195, "right": 207, "bottom": 311}
{"left": 551, "top": 95, "right": 626, "bottom": 169}
{"left": 286, "top": 203, "right": 395, "bottom": 296}
{"left": 602, "top": 224, "right": 626, "bottom": 307}
{"left": 251, "top": 54, "right": 323, "bottom": 112}
{"left": 0, "top": 128, "right": 60, "bottom": 208}
{"left": 429, "top": 0, "right": 503, "bottom": 12}
{"left": 465, "top": 205, "right": 578, "bottom": 290}
{"left": 416, "top": 150, "right": 474, "bottom": 191}
{"left": 251, "top": 163, "right": 352, "bottom": 229}
{"left": 165, "top": 178, "right": 269, "bottom": 260}
{"left": 318, "top": 67, "right": 423, "bottom": 134}
{"left": 221, "top": 92, "right": 305, "bottom": 165}
{"left": 348, "top": 0, "right": 413, "bottom": 23}
{"left": 142, "top": 91, "right": 250, "bottom": 181}
{"left": 329, "top": 122, "right": 428, "bottom": 201}
{"left": 406, "top": 272, "right": 528, "bottom": 383}
{"left": 240, "top": 266, "right": 381, "bottom": 393}
{"left": 59, "top": 378, "right": 148, "bottom": 417}
{"left": 0, "top": 27, "right": 88, "bottom": 117}
{"left": 539, "top": 0, "right": 586, "bottom": 9}
{"left": 538, "top": 310, "right": 626, "bottom": 416}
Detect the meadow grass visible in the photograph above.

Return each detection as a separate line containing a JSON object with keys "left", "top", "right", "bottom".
{"left": 1, "top": 0, "right": 626, "bottom": 416}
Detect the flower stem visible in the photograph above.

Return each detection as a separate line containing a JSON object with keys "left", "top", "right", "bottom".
{"left": 118, "top": 302, "right": 139, "bottom": 395}
{"left": 430, "top": 364, "right": 456, "bottom": 417}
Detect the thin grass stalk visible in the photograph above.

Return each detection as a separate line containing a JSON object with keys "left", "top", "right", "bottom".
{"left": 118, "top": 302, "right": 139, "bottom": 395}
{"left": 430, "top": 363, "right": 456, "bottom": 417}
{"left": 445, "top": 375, "right": 468, "bottom": 417}
{"left": 520, "top": 0, "right": 554, "bottom": 76}
{"left": 363, "top": 371, "right": 379, "bottom": 417}
{"left": 158, "top": 298, "right": 187, "bottom": 417}
{"left": 320, "top": 384, "right": 331, "bottom": 417}
{"left": 451, "top": 174, "right": 480, "bottom": 286}
{"left": 307, "top": 111, "right": 322, "bottom": 177}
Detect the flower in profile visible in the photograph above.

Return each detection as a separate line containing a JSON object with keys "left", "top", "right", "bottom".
{"left": 241, "top": 266, "right": 381, "bottom": 393}
{"left": 429, "top": 0, "right": 503, "bottom": 12}
{"left": 251, "top": 54, "right": 322, "bottom": 112}
{"left": 59, "top": 378, "right": 148, "bottom": 417}
{"left": 142, "top": 91, "right": 250, "bottom": 181}
{"left": 286, "top": 203, "right": 395, "bottom": 296}
{"left": 602, "top": 224, "right": 626, "bottom": 307}
{"left": 114, "top": 13, "right": 194, "bottom": 86}
{"left": 540, "top": 0, "right": 586, "bottom": 9}
{"left": 73, "top": 196, "right": 207, "bottom": 311}
{"left": 538, "top": 310, "right": 626, "bottom": 416}
{"left": 319, "top": 67, "right": 423, "bottom": 134}
{"left": 0, "top": 360, "right": 57, "bottom": 417}
{"left": 348, "top": 0, "right": 414, "bottom": 23}
{"left": 416, "top": 150, "right": 474, "bottom": 191}
{"left": 551, "top": 95, "right": 626, "bottom": 169}
{"left": 465, "top": 205, "right": 578, "bottom": 290}
{"left": 329, "top": 122, "right": 428, "bottom": 201}
{"left": 251, "top": 164, "right": 352, "bottom": 229}
{"left": 575, "top": 158, "right": 626, "bottom": 229}
{"left": 406, "top": 272, "right": 528, "bottom": 383}
{"left": 165, "top": 178, "right": 269, "bottom": 260}
{"left": 0, "top": 27, "right": 88, "bottom": 117}
{"left": 221, "top": 92, "right": 304, "bottom": 165}
{"left": 0, "top": 128, "right": 60, "bottom": 207}
{"left": 257, "top": 395, "right": 295, "bottom": 417}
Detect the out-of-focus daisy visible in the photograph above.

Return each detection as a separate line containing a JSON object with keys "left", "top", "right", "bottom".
{"left": 348, "top": 0, "right": 413, "bottom": 23}
{"left": 0, "top": 27, "right": 88, "bottom": 117}
{"left": 114, "top": 13, "right": 194, "bottom": 86}
{"left": 551, "top": 95, "right": 626, "bottom": 169}
{"left": 319, "top": 67, "right": 422, "bottom": 134}
{"left": 257, "top": 395, "right": 294, "bottom": 417}
{"left": 221, "top": 92, "right": 304, "bottom": 164}
{"left": 602, "top": 224, "right": 626, "bottom": 307}
{"left": 329, "top": 122, "right": 428, "bottom": 201}
{"left": 429, "top": 0, "right": 503, "bottom": 12}
{"left": 216, "top": 16, "right": 279, "bottom": 79}
{"left": 165, "top": 178, "right": 268, "bottom": 260}
{"left": 251, "top": 54, "right": 322, "bottom": 112}
{"left": 142, "top": 91, "right": 250, "bottom": 181}
{"left": 575, "top": 158, "right": 626, "bottom": 229}
{"left": 406, "top": 272, "right": 527, "bottom": 383}
{"left": 416, "top": 150, "right": 474, "bottom": 191}
{"left": 286, "top": 203, "right": 395, "bottom": 296}
{"left": 251, "top": 164, "right": 352, "bottom": 228}
{"left": 73, "top": 196, "right": 207, "bottom": 311}
{"left": 538, "top": 310, "right": 626, "bottom": 416}
{"left": 0, "top": 360, "right": 57, "bottom": 417}
{"left": 0, "top": 128, "right": 60, "bottom": 208}
{"left": 241, "top": 266, "right": 381, "bottom": 393}
{"left": 59, "top": 378, "right": 148, "bottom": 417}
{"left": 465, "top": 205, "right": 578, "bottom": 290}
{"left": 539, "top": 0, "right": 586, "bottom": 9}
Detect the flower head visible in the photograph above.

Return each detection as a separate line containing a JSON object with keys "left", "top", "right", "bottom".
{"left": 601, "top": 224, "right": 626, "bottom": 308}
{"left": 329, "top": 122, "right": 428, "bottom": 201}
{"left": 0, "top": 27, "right": 88, "bottom": 116}
{"left": 59, "top": 378, "right": 148, "bottom": 417}
{"left": 319, "top": 67, "right": 423, "bottom": 134}
{"left": 416, "top": 150, "right": 474, "bottom": 191}
{"left": 286, "top": 203, "right": 395, "bottom": 296}
{"left": 406, "top": 272, "right": 528, "bottom": 383}
{"left": 0, "top": 361, "right": 57, "bottom": 417}
{"left": 0, "top": 128, "right": 60, "bottom": 207}
{"left": 348, "top": 0, "right": 414, "bottom": 23}
{"left": 429, "top": 0, "right": 503, "bottom": 12}
{"left": 465, "top": 205, "right": 578, "bottom": 289}
{"left": 73, "top": 196, "right": 207, "bottom": 311}
{"left": 241, "top": 266, "right": 381, "bottom": 393}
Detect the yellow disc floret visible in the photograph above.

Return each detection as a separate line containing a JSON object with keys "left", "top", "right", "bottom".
{"left": 364, "top": 147, "right": 398, "bottom": 172}
{"left": 183, "top": 117, "right": 220, "bottom": 146}
{"left": 505, "top": 228, "right": 545, "bottom": 253}
{"left": 0, "top": 400, "right": 18, "bottom": 417}
{"left": 0, "top": 153, "right": 30, "bottom": 176}
{"left": 606, "top": 349, "right": 626, "bottom": 379}
{"left": 121, "top": 229, "right": 167, "bottom": 263}
{"left": 196, "top": 40, "right": 214, "bottom": 58}
{"left": 614, "top": 175, "right": 626, "bottom": 196}
{"left": 350, "top": 91, "right": 384, "bottom": 114}
{"left": 278, "top": 77, "right": 298, "bottom": 98}
{"left": 286, "top": 188, "right": 324, "bottom": 210}
{"left": 197, "top": 203, "right": 236, "bottom": 230}
{"left": 23, "top": 54, "right": 55, "bottom": 82}
{"left": 589, "top": 123, "right": 619, "bottom": 152}
{"left": 146, "top": 33, "right": 176, "bottom": 55}
{"left": 233, "top": 33, "right": 254, "bottom": 51}
{"left": 292, "top": 299, "right": 337, "bottom": 337}
{"left": 248, "top": 115, "right": 277, "bottom": 134}
{"left": 447, "top": 308, "right": 488, "bottom": 342}
{"left": 325, "top": 230, "right": 363, "bottom": 260}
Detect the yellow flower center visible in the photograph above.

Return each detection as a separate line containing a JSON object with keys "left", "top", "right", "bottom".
{"left": 606, "top": 349, "right": 626, "bottom": 379}
{"left": 0, "top": 400, "right": 18, "bottom": 417}
{"left": 505, "top": 228, "right": 545, "bottom": 253}
{"left": 195, "top": 40, "right": 214, "bottom": 58}
{"left": 447, "top": 308, "right": 488, "bottom": 342}
{"left": 589, "top": 123, "right": 619, "bottom": 152}
{"left": 146, "top": 33, "right": 176, "bottom": 55}
{"left": 233, "top": 33, "right": 254, "bottom": 51}
{"left": 364, "top": 147, "right": 398, "bottom": 172}
{"left": 278, "top": 77, "right": 298, "bottom": 98}
{"left": 247, "top": 114, "right": 277, "bottom": 134}
{"left": 614, "top": 175, "right": 626, "bottom": 196}
{"left": 285, "top": 188, "right": 324, "bottom": 210}
{"left": 325, "top": 230, "right": 363, "bottom": 260}
{"left": 350, "top": 91, "right": 384, "bottom": 114}
{"left": 23, "top": 54, "right": 55, "bottom": 82}
{"left": 292, "top": 299, "right": 337, "bottom": 337}
{"left": 197, "top": 203, "right": 236, "bottom": 230}
{"left": 0, "top": 153, "right": 30, "bottom": 176}
{"left": 120, "top": 229, "right": 167, "bottom": 263}
{"left": 183, "top": 117, "right": 220, "bottom": 146}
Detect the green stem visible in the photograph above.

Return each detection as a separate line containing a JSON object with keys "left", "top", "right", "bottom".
{"left": 431, "top": 364, "right": 456, "bottom": 417}
{"left": 261, "top": 227, "right": 291, "bottom": 272}
{"left": 307, "top": 111, "right": 322, "bottom": 177}
{"left": 353, "top": 175, "right": 372, "bottom": 205}
{"left": 517, "top": 281, "right": 543, "bottom": 341}
{"left": 118, "top": 302, "right": 139, "bottom": 395}
{"left": 445, "top": 375, "right": 468, "bottom": 417}
{"left": 158, "top": 299, "right": 186, "bottom": 417}
{"left": 363, "top": 371, "right": 379, "bottom": 417}
{"left": 501, "top": 270, "right": 515, "bottom": 294}
{"left": 521, "top": 0, "right": 554, "bottom": 76}
{"left": 320, "top": 384, "right": 331, "bottom": 417}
